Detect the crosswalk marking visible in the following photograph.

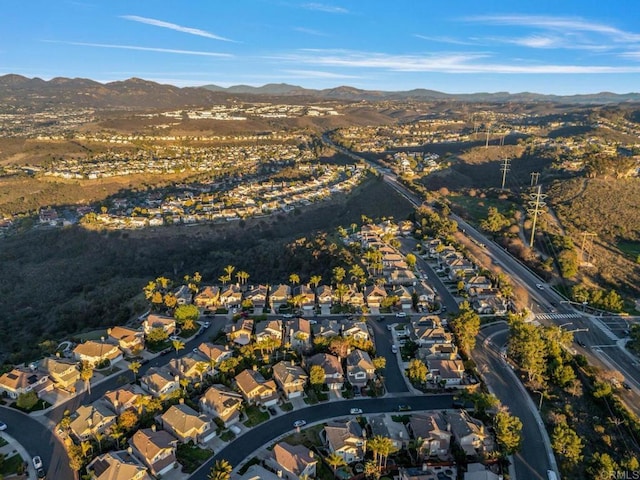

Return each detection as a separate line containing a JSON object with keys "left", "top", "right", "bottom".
{"left": 535, "top": 313, "right": 582, "bottom": 320}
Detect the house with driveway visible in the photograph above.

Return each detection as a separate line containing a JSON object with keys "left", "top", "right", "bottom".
{"left": 199, "top": 384, "right": 244, "bottom": 427}
{"left": 306, "top": 353, "right": 344, "bottom": 390}
{"left": 130, "top": 426, "right": 179, "bottom": 477}
{"left": 345, "top": 349, "right": 375, "bottom": 389}
{"left": 272, "top": 361, "right": 308, "bottom": 399}
{"left": 266, "top": 441, "right": 318, "bottom": 480}
{"left": 323, "top": 419, "right": 366, "bottom": 463}
{"left": 235, "top": 368, "right": 279, "bottom": 407}
{"left": 160, "top": 401, "right": 216, "bottom": 444}
{"left": 73, "top": 341, "right": 123, "bottom": 366}
{"left": 139, "top": 367, "right": 180, "bottom": 398}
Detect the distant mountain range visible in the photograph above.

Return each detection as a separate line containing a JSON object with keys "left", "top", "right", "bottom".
{"left": 1, "top": 74, "right": 639, "bottom": 110}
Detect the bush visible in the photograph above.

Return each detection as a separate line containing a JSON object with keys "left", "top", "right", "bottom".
{"left": 16, "top": 391, "right": 39, "bottom": 411}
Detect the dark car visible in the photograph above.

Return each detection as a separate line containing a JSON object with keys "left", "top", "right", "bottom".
{"left": 36, "top": 468, "right": 46, "bottom": 479}
{"left": 622, "top": 382, "right": 632, "bottom": 391}
{"left": 397, "top": 404, "right": 412, "bottom": 412}
{"left": 268, "top": 406, "right": 277, "bottom": 416}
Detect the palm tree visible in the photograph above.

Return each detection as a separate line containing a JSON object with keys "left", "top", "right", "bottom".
{"left": 110, "top": 427, "right": 124, "bottom": 449}
{"left": 172, "top": 339, "right": 185, "bottom": 355}
{"left": 208, "top": 459, "right": 233, "bottom": 480}
{"left": 289, "top": 273, "right": 300, "bottom": 290}
{"left": 364, "top": 459, "right": 380, "bottom": 480}
{"left": 310, "top": 275, "right": 322, "bottom": 290}
{"left": 196, "top": 362, "right": 209, "bottom": 383}
{"left": 332, "top": 266, "right": 346, "bottom": 285}
{"left": 128, "top": 360, "right": 141, "bottom": 382}
{"left": 325, "top": 452, "right": 347, "bottom": 476}
{"left": 179, "top": 377, "right": 190, "bottom": 394}
{"left": 224, "top": 265, "right": 236, "bottom": 283}
{"left": 219, "top": 275, "right": 229, "bottom": 286}
{"left": 79, "top": 361, "right": 94, "bottom": 394}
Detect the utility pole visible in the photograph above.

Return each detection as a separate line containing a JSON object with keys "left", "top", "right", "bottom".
{"left": 485, "top": 123, "right": 491, "bottom": 148}
{"left": 500, "top": 158, "right": 511, "bottom": 190}
{"left": 528, "top": 185, "right": 547, "bottom": 248}
{"left": 530, "top": 171, "right": 540, "bottom": 186}
{"left": 579, "top": 232, "right": 597, "bottom": 265}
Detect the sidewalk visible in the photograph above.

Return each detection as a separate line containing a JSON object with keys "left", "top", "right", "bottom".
{"left": 0, "top": 430, "right": 34, "bottom": 479}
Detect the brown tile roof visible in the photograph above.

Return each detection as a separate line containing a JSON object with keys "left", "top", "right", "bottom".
{"left": 73, "top": 341, "right": 122, "bottom": 360}
{"left": 131, "top": 427, "right": 177, "bottom": 465}
{"left": 161, "top": 403, "right": 208, "bottom": 436}
{"left": 272, "top": 442, "right": 316, "bottom": 475}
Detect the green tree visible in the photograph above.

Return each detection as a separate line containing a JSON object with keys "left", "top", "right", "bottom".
{"left": 146, "top": 326, "right": 169, "bottom": 344}
{"left": 494, "top": 409, "right": 523, "bottom": 454}
{"left": 363, "top": 459, "right": 380, "bottom": 480}
{"left": 128, "top": 360, "right": 141, "bottom": 382}
{"left": 16, "top": 391, "right": 39, "bottom": 410}
{"left": 325, "top": 452, "right": 347, "bottom": 474}
{"left": 172, "top": 338, "right": 185, "bottom": 355}
{"left": 310, "top": 275, "right": 322, "bottom": 290}
{"left": 449, "top": 301, "right": 481, "bottom": 354}
{"left": 480, "top": 207, "right": 510, "bottom": 233}
{"left": 332, "top": 266, "right": 346, "bottom": 285}
{"left": 508, "top": 316, "right": 547, "bottom": 383}
{"left": 406, "top": 358, "right": 428, "bottom": 384}
{"left": 289, "top": 273, "right": 300, "bottom": 288}
{"left": 372, "top": 356, "right": 387, "bottom": 371}
{"left": 174, "top": 304, "right": 199, "bottom": 328}
{"left": 587, "top": 452, "right": 618, "bottom": 480}
{"left": 309, "top": 364, "right": 325, "bottom": 389}
{"left": 209, "top": 459, "right": 233, "bottom": 480}
{"left": 405, "top": 253, "right": 417, "bottom": 269}
{"left": 551, "top": 423, "right": 583, "bottom": 466}
{"left": 218, "top": 357, "right": 240, "bottom": 376}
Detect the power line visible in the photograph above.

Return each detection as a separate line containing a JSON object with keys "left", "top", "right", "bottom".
{"left": 528, "top": 185, "right": 547, "bottom": 247}
{"left": 530, "top": 172, "right": 540, "bottom": 187}
{"left": 500, "top": 158, "right": 511, "bottom": 190}
{"left": 579, "top": 232, "right": 597, "bottom": 266}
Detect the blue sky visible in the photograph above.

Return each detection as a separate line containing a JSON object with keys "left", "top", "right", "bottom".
{"left": 2, "top": 0, "right": 640, "bottom": 94}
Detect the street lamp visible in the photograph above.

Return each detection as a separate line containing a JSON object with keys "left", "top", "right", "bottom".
{"left": 559, "top": 322, "right": 573, "bottom": 329}
{"left": 533, "top": 390, "right": 543, "bottom": 411}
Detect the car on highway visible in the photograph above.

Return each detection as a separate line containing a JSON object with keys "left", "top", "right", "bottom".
{"left": 535, "top": 284, "right": 545, "bottom": 290}
{"left": 293, "top": 420, "right": 307, "bottom": 428}
{"left": 0, "top": 421, "right": 6, "bottom": 431}
{"left": 350, "top": 408, "right": 363, "bottom": 415}
{"left": 395, "top": 311, "right": 407, "bottom": 318}
{"left": 397, "top": 404, "right": 412, "bottom": 412}
{"left": 577, "top": 340, "right": 586, "bottom": 348}
{"left": 622, "top": 382, "right": 632, "bottom": 391}
{"left": 201, "top": 321, "right": 210, "bottom": 328}
{"left": 33, "top": 456, "right": 43, "bottom": 470}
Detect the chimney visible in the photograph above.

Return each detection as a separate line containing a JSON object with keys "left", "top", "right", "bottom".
{"left": 113, "top": 399, "right": 119, "bottom": 411}
{"left": 422, "top": 464, "right": 428, "bottom": 472}
{"left": 151, "top": 424, "right": 157, "bottom": 432}
{"left": 309, "top": 451, "right": 314, "bottom": 458}
{"left": 179, "top": 398, "right": 184, "bottom": 404}
{"left": 107, "top": 328, "right": 112, "bottom": 335}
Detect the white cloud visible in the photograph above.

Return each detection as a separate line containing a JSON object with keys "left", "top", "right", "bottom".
{"left": 294, "top": 27, "right": 329, "bottom": 37}
{"left": 301, "top": 3, "right": 349, "bottom": 14}
{"left": 121, "top": 15, "right": 235, "bottom": 42}
{"left": 46, "top": 40, "right": 232, "bottom": 57}
{"left": 277, "top": 49, "right": 640, "bottom": 74}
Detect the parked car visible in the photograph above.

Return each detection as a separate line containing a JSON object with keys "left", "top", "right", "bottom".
{"left": 33, "top": 456, "right": 43, "bottom": 470}
{"left": 391, "top": 345, "right": 398, "bottom": 354}
{"left": 268, "top": 406, "right": 277, "bottom": 416}
{"left": 36, "top": 467, "right": 46, "bottom": 479}
{"left": 397, "top": 404, "right": 412, "bottom": 412}
{"left": 395, "top": 311, "right": 407, "bottom": 318}
{"left": 293, "top": 420, "right": 307, "bottom": 428}
{"left": 201, "top": 321, "right": 210, "bottom": 328}
{"left": 169, "top": 335, "right": 181, "bottom": 341}
{"left": 350, "top": 408, "right": 363, "bottom": 415}
{"left": 0, "top": 421, "right": 6, "bottom": 431}
{"left": 622, "top": 382, "right": 632, "bottom": 391}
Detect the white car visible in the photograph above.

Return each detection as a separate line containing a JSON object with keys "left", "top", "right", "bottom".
{"left": 293, "top": 420, "right": 307, "bottom": 428}
{"left": 350, "top": 408, "right": 363, "bottom": 415}
{"left": 0, "top": 421, "right": 6, "bottom": 431}
{"left": 535, "top": 284, "right": 544, "bottom": 290}
{"left": 395, "top": 312, "right": 407, "bottom": 318}
{"left": 33, "top": 456, "right": 43, "bottom": 470}
{"left": 169, "top": 335, "right": 181, "bottom": 341}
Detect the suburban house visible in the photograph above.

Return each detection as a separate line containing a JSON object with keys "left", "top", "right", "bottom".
{"left": 160, "top": 402, "right": 216, "bottom": 444}
{"left": 345, "top": 349, "right": 375, "bottom": 388}
{"left": 174, "top": 285, "right": 193, "bottom": 305}
{"left": 0, "top": 367, "right": 50, "bottom": 399}
{"left": 255, "top": 319, "right": 283, "bottom": 344}
{"left": 408, "top": 412, "right": 452, "bottom": 459}
{"left": 286, "top": 318, "right": 312, "bottom": 351}
{"left": 368, "top": 414, "right": 410, "bottom": 450}
{"left": 193, "top": 285, "right": 221, "bottom": 309}
{"left": 471, "top": 296, "right": 508, "bottom": 316}
{"left": 266, "top": 442, "right": 318, "bottom": 480}
{"left": 269, "top": 284, "right": 291, "bottom": 312}
{"left": 413, "top": 282, "right": 437, "bottom": 307}
{"left": 239, "top": 465, "right": 282, "bottom": 480}
{"left": 418, "top": 343, "right": 459, "bottom": 361}
{"left": 39, "top": 356, "right": 80, "bottom": 391}
{"left": 447, "top": 258, "right": 476, "bottom": 281}
{"left": 292, "top": 285, "right": 316, "bottom": 313}
{"left": 445, "top": 410, "right": 488, "bottom": 456}
{"left": 272, "top": 361, "right": 308, "bottom": 399}
{"left": 323, "top": 419, "right": 366, "bottom": 463}
{"left": 464, "top": 463, "right": 501, "bottom": 480}
{"left": 167, "top": 355, "right": 211, "bottom": 384}
{"left": 244, "top": 284, "right": 269, "bottom": 311}
{"left": 410, "top": 319, "right": 452, "bottom": 346}
{"left": 363, "top": 285, "right": 387, "bottom": 308}
{"left": 130, "top": 426, "right": 179, "bottom": 477}
{"left": 73, "top": 341, "right": 123, "bottom": 366}
{"left": 143, "top": 314, "right": 176, "bottom": 336}
{"left": 86, "top": 450, "right": 150, "bottom": 480}
{"left": 306, "top": 353, "right": 344, "bottom": 390}
{"left": 339, "top": 284, "right": 364, "bottom": 308}
{"left": 392, "top": 285, "right": 414, "bottom": 309}
{"left": 103, "top": 384, "right": 147, "bottom": 415}
{"left": 426, "top": 359, "right": 465, "bottom": 386}
{"left": 193, "top": 343, "right": 233, "bottom": 366}
{"left": 341, "top": 320, "right": 370, "bottom": 342}
{"left": 464, "top": 276, "right": 492, "bottom": 295}
{"left": 316, "top": 285, "right": 333, "bottom": 307}
{"left": 225, "top": 318, "right": 254, "bottom": 346}
{"left": 234, "top": 369, "right": 279, "bottom": 406}
{"left": 107, "top": 326, "right": 145, "bottom": 355}
{"left": 139, "top": 367, "right": 180, "bottom": 398}
{"left": 312, "top": 319, "right": 341, "bottom": 339}
{"left": 219, "top": 284, "right": 242, "bottom": 308}
{"left": 199, "top": 384, "right": 244, "bottom": 427}
{"left": 69, "top": 403, "right": 117, "bottom": 441}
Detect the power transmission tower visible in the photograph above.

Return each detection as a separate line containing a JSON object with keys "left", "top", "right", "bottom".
{"left": 500, "top": 158, "right": 511, "bottom": 190}
{"left": 528, "top": 185, "right": 547, "bottom": 247}
{"left": 485, "top": 123, "right": 491, "bottom": 148}
{"left": 530, "top": 172, "right": 540, "bottom": 186}
{"left": 579, "top": 232, "right": 597, "bottom": 265}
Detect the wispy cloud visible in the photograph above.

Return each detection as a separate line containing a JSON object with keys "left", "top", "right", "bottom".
{"left": 45, "top": 40, "right": 232, "bottom": 57}
{"left": 277, "top": 49, "right": 640, "bottom": 74}
{"left": 294, "top": 27, "right": 329, "bottom": 37}
{"left": 465, "top": 15, "right": 640, "bottom": 43}
{"left": 413, "top": 34, "right": 478, "bottom": 46}
{"left": 301, "top": 3, "right": 349, "bottom": 14}
{"left": 121, "top": 15, "right": 235, "bottom": 42}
